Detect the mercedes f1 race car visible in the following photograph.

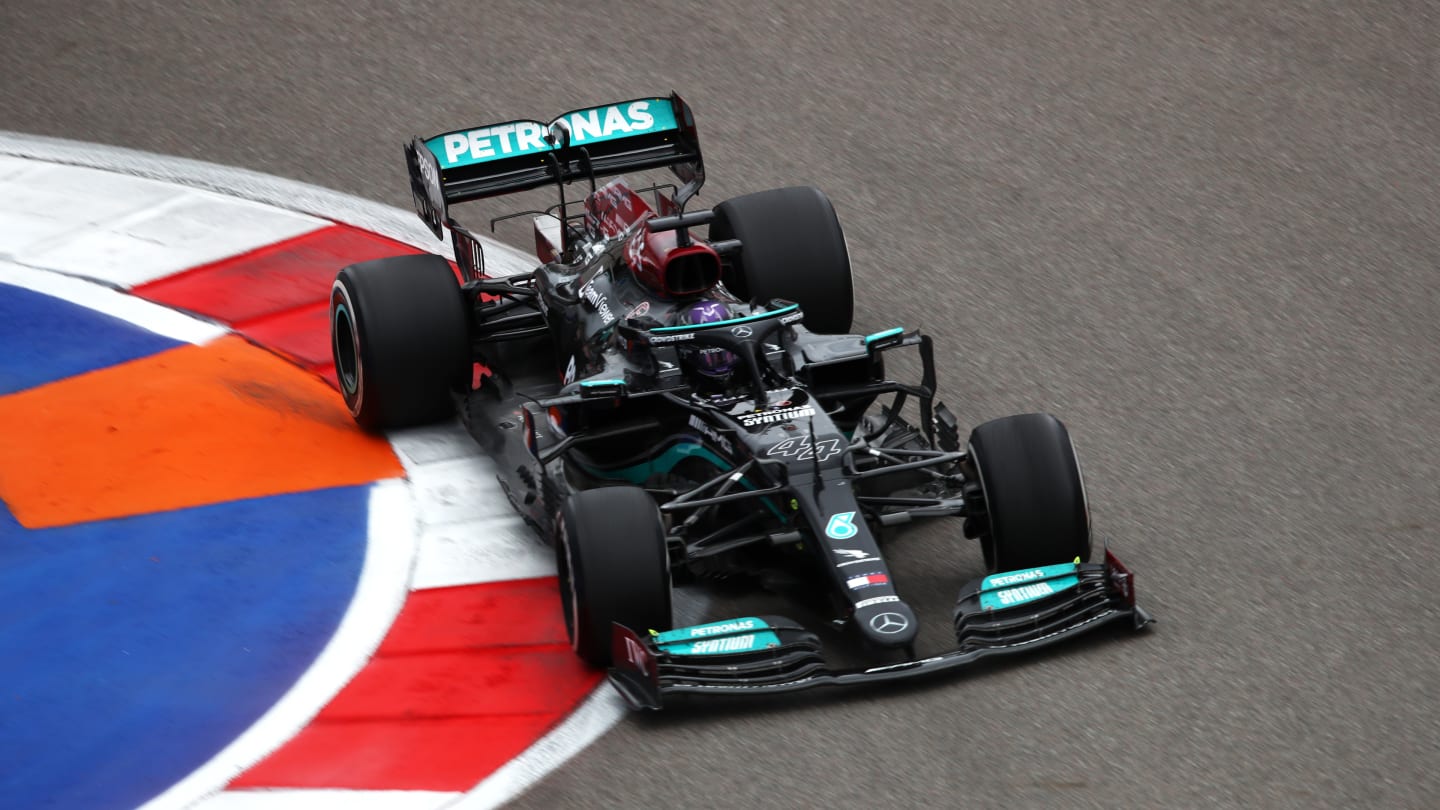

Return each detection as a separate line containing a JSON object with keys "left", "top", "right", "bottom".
{"left": 329, "top": 93, "right": 1152, "bottom": 710}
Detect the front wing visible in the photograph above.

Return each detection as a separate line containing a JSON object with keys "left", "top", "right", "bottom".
{"left": 608, "top": 549, "right": 1153, "bottom": 710}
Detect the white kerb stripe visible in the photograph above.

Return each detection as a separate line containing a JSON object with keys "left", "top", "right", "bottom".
{"left": 0, "top": 160, "right": 183, "bottom": 257}
{"left": 4, "top": 166, "right": 327, "bottom": 288}
{"left": 388, "top": 423, "right": 558, "bottom": 589}
{"left": 0, "top": 131, "right": 536, "bottom": 277}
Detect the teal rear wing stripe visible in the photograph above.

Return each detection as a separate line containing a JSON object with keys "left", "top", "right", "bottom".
{"left": 426, "top": 99, "right": 679, "bottom": 170}
{"left": 407, "top": 93, "right": 703, "bottom": 238}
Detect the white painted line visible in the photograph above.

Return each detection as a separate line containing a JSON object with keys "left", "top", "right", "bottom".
{"left": 445, "top": 688, "right": 630, "bottom": 810}
{"left": 140, "top": 479, "right": 420, "bottom": 810}
{"left": 193, "top": 789, "right": 460, "bottom": 810}
{"left": 0, "top": 260, "right": 228, "bottom": 345}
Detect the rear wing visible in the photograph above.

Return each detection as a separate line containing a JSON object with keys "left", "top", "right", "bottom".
{"left": 406, "top": 93, "right": 703, "bottom": 240}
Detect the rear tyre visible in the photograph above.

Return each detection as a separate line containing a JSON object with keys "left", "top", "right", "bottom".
{"left": 330, "top": 254, "right": 469, "bottom": 431}
{"left": 967, "top": 413, "right": 1091, "bottom": 571}
{"left": 556, "top": 487, "right": 673, "bottom": 667}
{"left": 710, "top": 186, "right": 854, "bottom": 334}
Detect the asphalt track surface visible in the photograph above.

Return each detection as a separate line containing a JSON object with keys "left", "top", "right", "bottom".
{"left": 4, "top": 2, "right": 1438, "bottom": 807}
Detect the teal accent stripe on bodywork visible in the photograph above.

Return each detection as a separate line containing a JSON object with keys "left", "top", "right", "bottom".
{"left": 576, "top": 440, "right": 783, "bottom": 518}
{"left": 864, "top": 327, "right": 903, "bottom": 345}
{"left": 578, "top": 440, "right": 728, "bottom": 485}
{"left": 654, "top": 616, "right": 770, "bottom": 643}
{"left": 651, "top": 304, "right": 799, "bottom": 334}
{"left": 655, "top": 617, "right": 781, "bottom": 655}
{"left": 979, "top": 563, "right": 1081, "bottom": 610}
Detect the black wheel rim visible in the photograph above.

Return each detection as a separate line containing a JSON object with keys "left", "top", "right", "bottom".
{"left": 332, "top": 301, "right": 360, "bottom": 395}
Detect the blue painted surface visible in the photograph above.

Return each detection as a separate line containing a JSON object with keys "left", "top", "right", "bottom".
{"left": 0, "top": 486, "right": 370, "bottom": 809}
{"left": 0, "top": 283, "right": 184, "bottom": 395}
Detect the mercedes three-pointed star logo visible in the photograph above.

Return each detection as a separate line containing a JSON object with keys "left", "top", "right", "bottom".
{"left": 870, "top": 612, "right": 909, "bottom": 634}
{"left": 731, "top": 325, "right": 753, "bottom": 337}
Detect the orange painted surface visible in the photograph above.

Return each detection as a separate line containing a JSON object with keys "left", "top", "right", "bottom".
{"left": 0, "top": 334, "right": 400, "bottom": 529}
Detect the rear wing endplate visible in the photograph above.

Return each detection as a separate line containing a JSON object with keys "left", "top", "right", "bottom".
{"left": 407, "top": 93, "right": 703, "bottom": 239}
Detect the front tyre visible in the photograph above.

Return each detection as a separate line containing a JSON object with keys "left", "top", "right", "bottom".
{"left": 967, "top": 413, "right": 1091, "bottom": 571}
{"left": 556, "top": 487, "right": 673, "bottom": 667}
{"left": 710, "top": 186, "right": 854, "bottom": 334}
{"left": 330, "top": 254, "right": 469, "bottom": 431}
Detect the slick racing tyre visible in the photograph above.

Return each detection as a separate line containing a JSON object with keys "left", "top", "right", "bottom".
{"left": 556, "top": 486, "right": 673, "bottom": 667}
{"left": 330, "top": 254, "right": 470, "bottom": 431}
{"left": 967, "top": 413, "right": 1091, "bottom": 571}
{"left": 710, "top": 186, "right": 854, "bottom": 334}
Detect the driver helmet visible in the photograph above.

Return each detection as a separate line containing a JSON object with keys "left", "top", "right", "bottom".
{"left": 672, "top": 299, "right": 737, "bottom": 380}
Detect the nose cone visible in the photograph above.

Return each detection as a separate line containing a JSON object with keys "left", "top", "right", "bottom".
{"left": 855, "top": 599, "right": 918, "bottom": 647}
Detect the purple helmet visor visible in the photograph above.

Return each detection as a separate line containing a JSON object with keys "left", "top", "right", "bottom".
{"left": 676, "top": 300, "right": 737, "bottom": 376}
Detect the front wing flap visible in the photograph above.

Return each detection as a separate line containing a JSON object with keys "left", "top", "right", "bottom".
{"left": 609, "top": 617, "right": 827, "bottom": 711}
{"left": 607, "top": 549, "right": 1153, "bottom": 710}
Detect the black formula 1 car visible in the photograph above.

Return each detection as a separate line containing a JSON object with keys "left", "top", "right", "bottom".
{"left": 329, "top": 94, "right": 1152, "bottom": 710}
